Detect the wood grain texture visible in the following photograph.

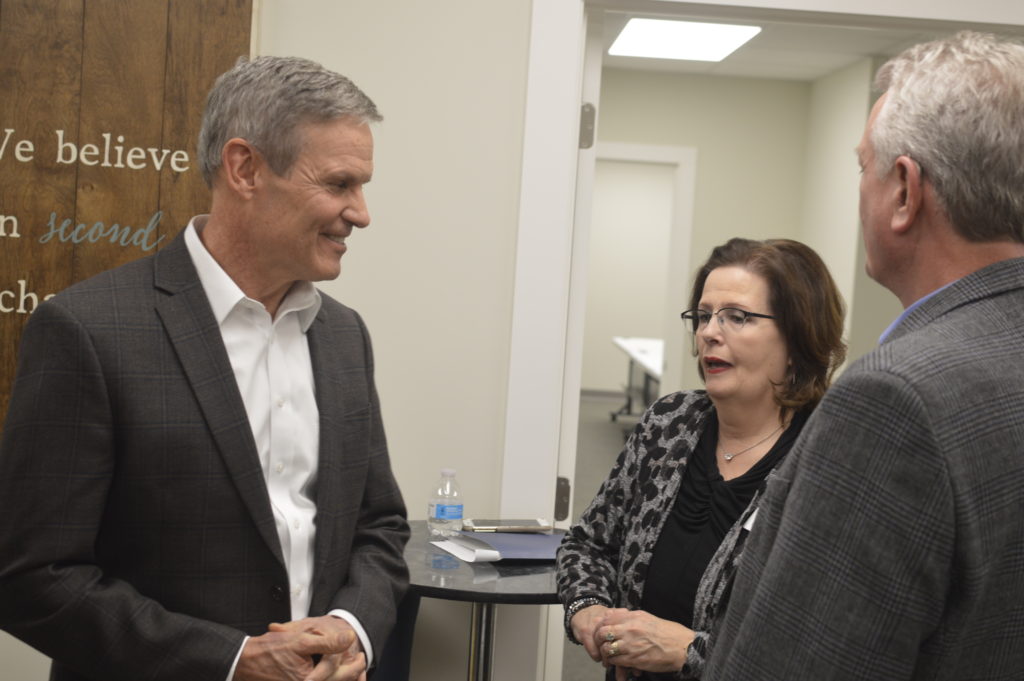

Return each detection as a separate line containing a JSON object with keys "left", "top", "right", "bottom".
{"left": 0, "top": 0, "right": 252, "bottom": 419}
{"left": 161, "top": 0, "right": 252, "bottom": 234}
{"left": 73, "top": 0, "right": 168, "bottom": 279}
{"left": 0, "top": 0, "right": 83, "bottom": 417}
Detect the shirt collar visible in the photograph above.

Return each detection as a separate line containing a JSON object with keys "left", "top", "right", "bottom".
{"left": 183, "top": 216, "right": 322, "bottom": 331}
{"left": 878, "top": 280, "right": 955, "bottom": 344}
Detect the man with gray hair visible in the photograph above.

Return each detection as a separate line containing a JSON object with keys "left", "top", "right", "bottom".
{"left": 704, "top": 31, "right": 1024, "bottom": 680}
{"left": 0, "top": 56, "right": 408, "bottom": 681}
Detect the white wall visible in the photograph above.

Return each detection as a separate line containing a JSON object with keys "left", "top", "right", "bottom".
{"left": 1, "top": 632, "right": 47, "bottom": 679}
{"left": 255, "top": 3, "right": 533, "bottom": 681}
{"left": 798, "top": 58, "right": 872, "bottom": 309}
{"left": 582, "top": 159, "right": 674, "bottom": 392}
{"left": 256, "top": 0, "right": 531, "bottom": 525}
{"left": 596, "top": 68, "right": 811, "bottom": 389}
{"left": 798, "top": 56, "right": 906, "bottom": 364}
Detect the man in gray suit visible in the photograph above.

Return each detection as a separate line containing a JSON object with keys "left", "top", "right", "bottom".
{"left": 705, "top": 32, "right": 1024, "bottom": 681}
{"left": 0, "top": 56, "right": 409, "bottom": 681}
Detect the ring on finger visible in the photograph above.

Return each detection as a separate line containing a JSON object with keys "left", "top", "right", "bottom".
{"left": 604, "top": 630, "right": 616, "bottom": 642}
{"left": 609, "top": 641, "right": 620, "bottom": 657}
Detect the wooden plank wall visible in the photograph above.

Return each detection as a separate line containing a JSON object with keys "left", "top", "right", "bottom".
{"left": 0, "top": 0, "right": 252, "bottom": 419}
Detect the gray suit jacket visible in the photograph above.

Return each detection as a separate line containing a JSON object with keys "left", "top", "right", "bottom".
{"left": 705, "top": 257, "right": 1024, "bottom": 680}
{"left": 0, "top": 233, "right": 409, "bottom": 681}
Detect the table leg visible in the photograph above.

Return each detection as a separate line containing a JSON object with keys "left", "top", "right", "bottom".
{"left": 641, "top": 371, "right": 659, "bottom": 409}
{"left": 610, "top": 358, "right": 637, "bottom": 421}
{"left": 467, "top": 602, "right": 495, "bottom": 681}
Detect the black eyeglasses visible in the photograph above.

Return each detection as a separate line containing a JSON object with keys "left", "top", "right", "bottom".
{"left": 680, "top": 307, "right": 776, "bottom": 334}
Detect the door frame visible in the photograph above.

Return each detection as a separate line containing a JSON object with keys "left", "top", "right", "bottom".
{"left": 506, "top": 2, "right": 1024, "bottom": 680}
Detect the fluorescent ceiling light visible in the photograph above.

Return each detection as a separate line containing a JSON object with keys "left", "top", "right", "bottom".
{"left": 609, "top": 18, "right": 761, "bottom": 62}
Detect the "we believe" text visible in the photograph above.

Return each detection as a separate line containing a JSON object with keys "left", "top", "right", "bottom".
{"left": 0, "top": 128, "right": 190, "bottom": 172}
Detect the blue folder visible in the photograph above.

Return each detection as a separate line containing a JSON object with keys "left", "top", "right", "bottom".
{"left": 440, "top": 530, "right": 563, "bottom": 562}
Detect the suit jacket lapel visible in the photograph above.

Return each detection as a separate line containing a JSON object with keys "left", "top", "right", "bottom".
{"left": 305, "top": 307, "right": 366, "bottom": 593}
{"left": 307, "top": 310, "right": 350, "bottom": 591}
{"left": 152, "top": 235, "right": 285, "bottom": 567}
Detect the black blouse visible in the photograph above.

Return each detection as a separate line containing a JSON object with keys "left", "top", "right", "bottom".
{"left": 640, "top": 410, "right": 807, "bottom": 629}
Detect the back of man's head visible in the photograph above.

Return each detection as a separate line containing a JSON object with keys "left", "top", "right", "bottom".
{"left": 197, "top": 55, "right": 382, "bottom": 187}
{"left": 872, "top": 31, "right": 1024, "bottom": 244}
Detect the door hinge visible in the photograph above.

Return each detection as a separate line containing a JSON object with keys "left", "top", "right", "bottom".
{"left": 579, "top": 102, "right": 596, "bottom": 149}
{"left": 554, "top": 476, "right": 571, "bottom": 521}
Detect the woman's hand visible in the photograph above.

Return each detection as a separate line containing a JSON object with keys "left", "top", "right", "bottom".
{"left": 571, "top": 604, "right": 611, "bottom": 661}
{"left": 595, "top": 608, "right": 695, "bottom": 675}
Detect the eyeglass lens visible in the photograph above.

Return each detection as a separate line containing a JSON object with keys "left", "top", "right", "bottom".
{"left": 683, "top": 308, "right": 753, "bottom": 333}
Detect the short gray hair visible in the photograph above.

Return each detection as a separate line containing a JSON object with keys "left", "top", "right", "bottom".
{"left": 872, "top": 31, "right": 1024, "bottom": 243}
{"left": 197, "top": 56, "right": 382, "bottom": 187}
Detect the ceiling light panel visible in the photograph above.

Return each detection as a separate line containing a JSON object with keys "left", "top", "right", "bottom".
{"left": 609, "top": 18, "right": 762, "bottom": 62}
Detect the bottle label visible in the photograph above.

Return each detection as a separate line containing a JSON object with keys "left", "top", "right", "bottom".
{"left": 433, "top": 504, "right": 463, "bottom": 520}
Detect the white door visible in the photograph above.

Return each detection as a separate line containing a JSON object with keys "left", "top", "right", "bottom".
{"left": 582, "top": 159, "right": 675, "bottom": 394}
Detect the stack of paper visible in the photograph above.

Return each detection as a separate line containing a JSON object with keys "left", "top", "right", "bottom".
{"left": 431, "top": 531, "right": 563, "bottom": 563}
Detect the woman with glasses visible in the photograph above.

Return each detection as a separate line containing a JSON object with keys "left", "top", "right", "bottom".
{"left": 557, "top": 237, "right": 845, "bottom": 680}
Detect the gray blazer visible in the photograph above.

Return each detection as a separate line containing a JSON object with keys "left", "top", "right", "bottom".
{"left": 0, "top": 233, "right": 409, "bottom": 681}
{"left": 705, "top": 257, "right": 1024, "bottom": 680}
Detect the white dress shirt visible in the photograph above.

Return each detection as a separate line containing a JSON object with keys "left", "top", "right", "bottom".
{"left": 183, "top": 217, "right": 373, "bottom": 676}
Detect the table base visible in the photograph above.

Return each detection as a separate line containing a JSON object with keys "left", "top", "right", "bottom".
{"left": 467, "top": 602, "right": 496, "bottom": 681}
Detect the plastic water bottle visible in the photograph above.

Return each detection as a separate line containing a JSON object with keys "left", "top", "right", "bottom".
{"left": 428, "top": 468, "right": 463, "bottom": 537}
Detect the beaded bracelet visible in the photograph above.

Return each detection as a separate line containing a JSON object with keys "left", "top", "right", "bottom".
{"left": 563, "top": 596, "right": 611, "bottom": 643}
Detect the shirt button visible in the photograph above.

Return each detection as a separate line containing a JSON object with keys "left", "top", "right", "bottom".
{"left": 275, "top": 462, "right": 284, "bottom": 474}
{"left": 276, "top": 398, "right": 285, "bottom": 408}
{"left": 292, "top": 519, "right": 300, "bottom": 530}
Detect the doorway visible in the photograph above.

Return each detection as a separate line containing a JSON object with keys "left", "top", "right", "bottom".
{"left": 548, "top": 5, "right": 1024, "bottom": 681}
{"left": 565, "top": 145, "right": 696, "bottom": 681}
{"left": 582, "top": 158, "right": 674, "bottom": 395}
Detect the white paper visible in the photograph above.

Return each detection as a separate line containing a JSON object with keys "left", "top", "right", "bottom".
{"left": 430, "top": 539, "right": 501, "bottom": 563}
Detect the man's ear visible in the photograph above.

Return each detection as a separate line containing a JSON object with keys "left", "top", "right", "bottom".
{"left": 891, "top": 155, "right": 923, "bottom": 234}
{"left": 220, "top": 138, "right": 260, "bottom": 198}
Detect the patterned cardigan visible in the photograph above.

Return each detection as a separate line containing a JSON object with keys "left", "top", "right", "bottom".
{"left": 556, "top": 390, "right": 779, "bottom": 679}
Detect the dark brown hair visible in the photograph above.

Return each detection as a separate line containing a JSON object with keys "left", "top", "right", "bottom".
{"left": 688, "top": 237, "right": 846, "bottom": 413}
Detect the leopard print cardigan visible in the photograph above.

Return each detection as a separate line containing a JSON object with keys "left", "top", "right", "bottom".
{"left": 556, "top": 391, "right": 714, "bottom": 668}
{"left": 559, "top": 389, "right": 784, "bottom": 678}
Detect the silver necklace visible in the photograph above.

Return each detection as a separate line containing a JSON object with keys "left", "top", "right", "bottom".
{"left": 720, "top": 423, "right": 784, "bottom": 462}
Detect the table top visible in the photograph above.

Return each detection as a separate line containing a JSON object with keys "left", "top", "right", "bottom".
{"left": 612, "top": 336, "right": 664, "bottom": 379}
{"left": 404, "top": 520, "right": 560, "bottom": 605}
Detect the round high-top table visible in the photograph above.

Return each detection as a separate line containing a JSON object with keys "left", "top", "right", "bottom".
{"left": 404, "top": 520, "right": 560, "bottom": 681}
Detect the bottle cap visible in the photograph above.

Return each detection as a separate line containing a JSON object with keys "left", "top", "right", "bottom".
{"left": 440, "top": 467, "right": 456, "bottom": 477}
